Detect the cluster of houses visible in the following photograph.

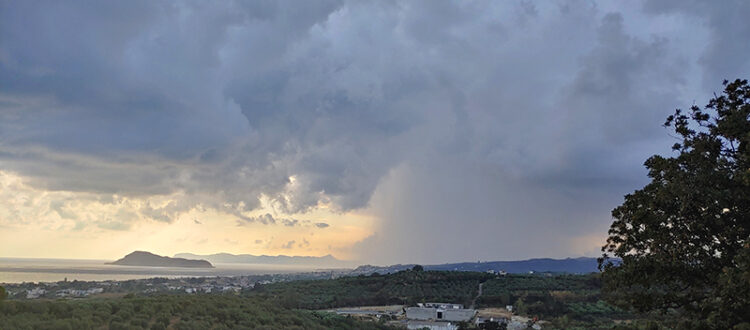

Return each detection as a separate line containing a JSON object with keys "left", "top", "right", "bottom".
{"left": 24, "top": 287, "right": 47, "bottom": 299}
{"left": 56, "top": 287, "right": 104, "bottom": 297}
{"left": 486, "top": 270, "right": 508, "bottom": 276}
{"left": 146, "top": 277, "right": 264, "bottom": 294}
{"left": 335, "top": 302, "right": 511, "bottom": 330}
{"left": 23, "top": 287, "right": 105, "bottom": 299}
{"left": 180, "top": 285, "right": 243, "bottom": 294}
{"left": 10, "top": 276, "right": 268, "bottom": 299}
{"left": 403, "top": 303, "right": 541, "bottom": 330}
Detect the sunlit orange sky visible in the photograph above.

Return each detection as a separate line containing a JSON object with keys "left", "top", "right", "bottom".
{"left": 1, "top": 1, "right": 748, "bottom": 264}
{"left": 0, "top": 171, "right": 375, "bottom": 260}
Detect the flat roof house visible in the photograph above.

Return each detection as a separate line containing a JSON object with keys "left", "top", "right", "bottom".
{"left": 406, "top": 303, "right": 476, "bottom": 322}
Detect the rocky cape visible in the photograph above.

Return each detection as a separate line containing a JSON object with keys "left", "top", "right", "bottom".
{"left": 108, "top": 251, "right": 213, "bottom": 268}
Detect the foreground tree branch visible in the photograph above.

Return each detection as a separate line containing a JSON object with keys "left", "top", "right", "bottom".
{"left": 599, "top": 79, "right": 750, "bottom": 329}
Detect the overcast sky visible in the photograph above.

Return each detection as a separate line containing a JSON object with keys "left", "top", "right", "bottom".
{"left": 1, "top": 0, "right": 749, "bottom": 264}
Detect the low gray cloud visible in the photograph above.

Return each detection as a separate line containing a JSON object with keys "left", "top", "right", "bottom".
{"left": 281, "top": 240, "right": 296, "bottom": 249}
{"left": 298, "top": 238, "right": 310, "bottom": 249}
{"left": 235, "top": 213, "right": 328, "bottom": 228}
{"left": 1, "top": 0, "right": 748, "bottom": 262}
{"left": 281, "top": 219, "right": 299, "bottom": 227}
{"left": 96, "top": 219, "right": 131, "bottom": 231}
{"left": 642, "top": 0, "right": 750, "bottom": 86}
{"left": 236, "top": 213, "right": 277, "bottom": 226}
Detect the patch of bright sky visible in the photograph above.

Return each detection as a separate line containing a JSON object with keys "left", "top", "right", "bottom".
{"left": 0, "top": 170, "right": 375, "bottom": 260}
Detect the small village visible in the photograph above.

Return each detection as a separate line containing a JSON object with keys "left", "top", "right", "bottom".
{"left": 3, "top": 273, "right": 317, "bottom": 300}
{"left": 6, "top": 270, "right": 548, "bottom": 329}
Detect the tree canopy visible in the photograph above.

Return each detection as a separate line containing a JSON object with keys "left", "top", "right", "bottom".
{"left": 600, "top": 79, "right": 750, "bottom": 328}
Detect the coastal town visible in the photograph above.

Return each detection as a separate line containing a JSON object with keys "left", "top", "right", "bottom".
{"left": 7, "top": 278, "right": 544, "bottom": 330}
{"left": 4, "top": 269, "right": 552, "bottom": 330}
{"left": 2, "top": 272, "right": 333, "bottom": 300}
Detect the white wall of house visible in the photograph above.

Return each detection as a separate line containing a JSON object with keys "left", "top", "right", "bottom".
{"left": 406, "top": 307, "right": 437, "bottom": 320}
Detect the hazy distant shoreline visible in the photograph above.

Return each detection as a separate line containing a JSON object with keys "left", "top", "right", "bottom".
{"left": 0, "top": 256, "right": 605, "bottom": 284}
{"left": 0, "top": 258, "right": 330, "bottom": 284}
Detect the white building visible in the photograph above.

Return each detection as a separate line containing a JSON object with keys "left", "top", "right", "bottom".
{"left": 222, "top": 286, "right": 241, "bottom": 293}
{"left": 406, "top": 305, "right": 476, "bottom": 322}
{"left": 407, "top": 320, "right": 459, "bottom": 330}
{"left": 420, "top": 302, "right": 464, "bottom": 309}
{"left": 56, "top": 287, "right": 104, "bottom": 297}
{"left": 26, "top": 287, "right": 46, "bottom": 299}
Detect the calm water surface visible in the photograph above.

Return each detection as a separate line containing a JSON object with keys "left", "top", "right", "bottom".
{"left": 0, "top": 258, "right": 321, "bottom": 284}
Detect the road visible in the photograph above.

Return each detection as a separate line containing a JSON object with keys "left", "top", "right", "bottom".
{"left": 470, "top": 282, "right": 483, "bottom": 309}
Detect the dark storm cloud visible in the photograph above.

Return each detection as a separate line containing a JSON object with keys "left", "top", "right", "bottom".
{"left": 642, "top": 0, "right": 750, "bottom": 86}
{"left": 1, "top": 0, "right": 749, "bottom": 262}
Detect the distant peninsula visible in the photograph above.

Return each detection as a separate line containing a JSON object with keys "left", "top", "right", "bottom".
{"left": 108, "top": 251, "right": 213, "bottom": 268}
{"left": 174, "top": 252, "right": 350, "bottom": 267}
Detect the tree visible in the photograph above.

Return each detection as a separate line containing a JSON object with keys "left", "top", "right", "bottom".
{"left": 600, "top": 79, "right": 750, "bottom": 328}
{"left": 412, "top": 265, "right": 424, "bottom": 272}
{"left": 0, "top": 286, "right": 6, "bottom": 301}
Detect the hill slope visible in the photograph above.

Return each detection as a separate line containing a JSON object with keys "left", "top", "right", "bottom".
{"left": 429, "top": 257, "right": 602, "bottom": 273}
{"left": 350, "top": 257, "right": 604, "bottom": 275}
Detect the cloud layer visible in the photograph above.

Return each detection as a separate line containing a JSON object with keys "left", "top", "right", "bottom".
{"left": 1, "top": 0, "right": 749, "bottom": 263}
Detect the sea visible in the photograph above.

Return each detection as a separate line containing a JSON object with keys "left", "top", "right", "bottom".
{"left": 0, "top": 258, "right": 321, "bottom": 284}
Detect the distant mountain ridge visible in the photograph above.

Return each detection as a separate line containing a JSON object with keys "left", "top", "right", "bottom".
{"left": 174, "top": 252, "right": 350, "bottom": 267}
{"left": 108, "top": 251, "right": 213, "bottom": 268}
{"left": 349, "top": 257, "right": 606, "bottom": 275}
{"left": 166, "top": 252, "right": 607, "bottom": 274}
{"left": 428, "top": 257, "right": 604, "bottom": 273}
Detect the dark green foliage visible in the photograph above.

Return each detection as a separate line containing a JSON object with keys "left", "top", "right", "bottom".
{"left": 601, "top": 79, "right": 750, "bottom": 328}
{"left": 0, "top": 294, "right": 397, "bottom": 329}
{"left": 1, "top": 272, "right": 667, "bottom": 329}
{"left": 247, "top": 270, "right": 493, "bottom": 309}
{"left": 0, "top": 285, "right": 7, "bottom": 301}
{"left": 478, "top": 274, "right": 629, "bottom": 327}
{"left": 478, "top": 274, "right": 601, "bottom": 307}
{"left": 412, "top": 265, "right": 424, "bottom": 272}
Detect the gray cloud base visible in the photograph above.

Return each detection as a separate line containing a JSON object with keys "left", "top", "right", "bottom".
{"left": 1, "top": 0, "right": 748, "bottom": 262}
